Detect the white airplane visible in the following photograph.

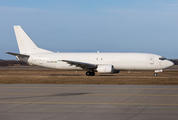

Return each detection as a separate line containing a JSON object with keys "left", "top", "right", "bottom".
{"left": 6, "top": 26, "right": 174, "bottom": 76}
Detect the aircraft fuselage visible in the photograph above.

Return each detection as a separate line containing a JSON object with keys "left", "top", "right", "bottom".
{"left": 17, "top": 53, "right": 173, "bottom": 71}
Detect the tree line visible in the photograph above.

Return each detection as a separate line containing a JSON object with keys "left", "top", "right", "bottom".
{"left": 0, "top": 59, "right": 28, "bottom": 66}
{"left": 169, "top": 59, "right": 178, "bottom": 65}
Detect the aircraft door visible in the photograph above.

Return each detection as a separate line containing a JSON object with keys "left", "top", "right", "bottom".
{"left": 150, "top": 56, "right": 154, "bottom": 65}
{"left": 39, "top": 59, "right": 43, "bottom": 65}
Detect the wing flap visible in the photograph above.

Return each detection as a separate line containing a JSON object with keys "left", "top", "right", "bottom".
{"left": 62, "top": 60, "right": 97, "bottom": 69}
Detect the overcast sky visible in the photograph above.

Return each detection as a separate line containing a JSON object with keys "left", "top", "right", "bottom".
{"left": 1, "top": 0, "right": 178, "bottom": 59}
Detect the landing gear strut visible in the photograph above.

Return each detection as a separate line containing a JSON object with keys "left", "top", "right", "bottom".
{"left": 86, "top": 70, "right": 95, "bottom": 76}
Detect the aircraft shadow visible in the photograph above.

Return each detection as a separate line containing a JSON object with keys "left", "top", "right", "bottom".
{"left": 49, "top": 74, "right": 119, "bottom": 76}
{"left": 99, "top": 75, "right": 116, "bottom": 76}
{"left": 0, "top": 93, "right": 89, "bottom": 100}
{"left": 49, "top": 74, "right": 82, "bottom": 76}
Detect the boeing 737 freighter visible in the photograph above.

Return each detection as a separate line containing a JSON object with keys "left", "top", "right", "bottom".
{"left": 6, "top": 26, "right": 174, "bottom": 76}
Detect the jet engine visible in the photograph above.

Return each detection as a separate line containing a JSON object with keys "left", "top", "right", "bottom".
{"left": 96, "top": 65, "right": 114, "bottom": 73}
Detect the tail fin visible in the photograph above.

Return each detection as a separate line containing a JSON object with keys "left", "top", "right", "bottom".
{"left": 14, "top": 26, "right": 53, "bottom": 54}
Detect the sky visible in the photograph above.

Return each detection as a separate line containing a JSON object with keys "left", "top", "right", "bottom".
{"left": 1, "top": 0, "right": 178, "bottom": 59}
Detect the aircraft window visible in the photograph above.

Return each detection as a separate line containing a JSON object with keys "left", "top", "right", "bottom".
{"left": 159, "top": 57, "right": 166, "bottom": 60}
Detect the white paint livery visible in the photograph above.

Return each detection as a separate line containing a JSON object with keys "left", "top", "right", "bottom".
{"left": 6, "top": 26, "right": 174, "bottom": 76}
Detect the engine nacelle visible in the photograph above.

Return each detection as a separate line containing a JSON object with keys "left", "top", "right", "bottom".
{"left": 96, "top": 65, "right": 114, "bottom": 73}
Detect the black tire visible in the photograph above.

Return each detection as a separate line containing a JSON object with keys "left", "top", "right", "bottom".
{"left": 93, "top": 72, "right": 95, "bottom": 76}
{"left": 86, "top": 71, "right": 95, "bottom": 76}
{"left": 154, "top": 73, "right": 157, "bottom": 76}
{"left": 86, "top": 72, "right": 90, "bottom": 76}
{"left": 90, "top": 72, "right": 95, "bottom": 76}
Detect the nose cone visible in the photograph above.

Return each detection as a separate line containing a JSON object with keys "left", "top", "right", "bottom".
{"left": 167, "top": 60, "right": 174, "bottom": 68}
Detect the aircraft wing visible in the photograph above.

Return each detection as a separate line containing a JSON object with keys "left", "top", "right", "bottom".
{"left": 62, "top": 60, "right": 97, "bottom": 69}
{"left": 5, "top": 52, "right": 29, "bottom": 57}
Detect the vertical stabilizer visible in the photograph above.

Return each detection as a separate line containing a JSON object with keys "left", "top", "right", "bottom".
{"left": 14, "top": 26, "right": 53, "bottom": 54}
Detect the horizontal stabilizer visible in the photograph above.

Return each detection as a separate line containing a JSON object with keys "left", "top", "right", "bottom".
{"left": 5, "top": 52, "right": 29, "bottom": 57}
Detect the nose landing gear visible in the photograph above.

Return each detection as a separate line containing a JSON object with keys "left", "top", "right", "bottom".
{"left": 154, "top": 73, "right": 157, "bottom": 76}
{"left": 86, "top": 70, "right": 95, "bottom": 76}
{"left": 154, "top": 70, "right": 163, "bottom": 77}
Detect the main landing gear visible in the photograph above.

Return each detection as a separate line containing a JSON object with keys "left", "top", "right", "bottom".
{"left": 86, "top": 70, "right": 95, "bottom": 76}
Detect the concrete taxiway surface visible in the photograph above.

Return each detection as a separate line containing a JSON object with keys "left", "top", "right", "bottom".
{"left": 0, "top": 84, "right": 178, "bottom": 120}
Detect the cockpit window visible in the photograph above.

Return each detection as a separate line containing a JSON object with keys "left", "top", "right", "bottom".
{"left": 159, "top": 57, "right": 167, "bottom": 60}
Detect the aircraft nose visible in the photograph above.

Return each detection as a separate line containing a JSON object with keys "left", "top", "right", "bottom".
{"left": 167, "top": 61, "right": 174, "bottom": 67}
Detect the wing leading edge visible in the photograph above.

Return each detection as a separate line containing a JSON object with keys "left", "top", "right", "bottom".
{"left": 62, "top": 60, "right": 97, "bottom": 70}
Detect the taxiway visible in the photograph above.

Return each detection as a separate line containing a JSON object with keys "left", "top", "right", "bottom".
{"left": 0, "top": 84, "right": 178, "bottom": 120}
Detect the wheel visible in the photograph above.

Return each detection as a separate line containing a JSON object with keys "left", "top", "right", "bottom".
{"left": 154, "top": 73, "right": 157, "bottom": 76}
{"left": 86, "top": 71, "right": 90, "bottom": 76}
{"left": 90, "top": 72, "right": 95, "bottom": 76}
{"left": 86, "top": 71, "right": 95, "bottom": 76}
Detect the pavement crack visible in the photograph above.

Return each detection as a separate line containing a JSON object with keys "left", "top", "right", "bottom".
{"left": 126, "top": 105, "right": 149, "bottom": 120}
{"left": 2, "top": 102, "right": 31, "bottom": 113}
{"left": 139, "top": 105, "right": 148, "bottom": 114}
{"left": 120, "top": 88, "right": 146, "bottom": 103}
{"left": 126, "top": 113, "right": 138, "bottom": 120}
